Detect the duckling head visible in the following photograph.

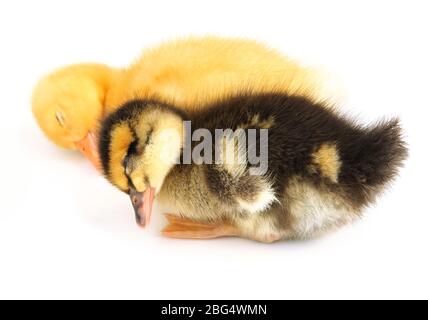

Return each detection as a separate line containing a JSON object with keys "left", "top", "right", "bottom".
{"left": 98, "top": 100, "right": 185, "bottom": 227}
{"left": 32, "top": 64, "right": 109, "bottom": 164}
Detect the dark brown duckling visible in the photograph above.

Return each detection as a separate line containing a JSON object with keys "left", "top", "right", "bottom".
{"left": 98, "top": 92, "right": 407, "bottom": 243}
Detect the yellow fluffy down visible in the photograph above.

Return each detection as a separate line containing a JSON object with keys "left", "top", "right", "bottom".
{"left": 108, "top": 124, "right": 134, "bottom": 191}
{"left": 32, "top": 36, "right": 328, "bottom": 149}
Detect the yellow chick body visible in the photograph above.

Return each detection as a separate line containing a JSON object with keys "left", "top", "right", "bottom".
{"left": 105, "top": 37, "right": 324, "bottom": 112}
{"left": 32, "top": 36, "right": 326, "bottom": 166}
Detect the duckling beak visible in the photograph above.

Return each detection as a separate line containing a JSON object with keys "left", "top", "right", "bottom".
{"left": 74, "top": 131, "right": 100, "bottom": 170}
{"left": 130, "top": 187, "right": 155, "bottom": 228}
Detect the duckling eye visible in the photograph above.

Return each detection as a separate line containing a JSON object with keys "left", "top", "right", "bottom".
{"left": 55, "top": 111, "right": 66, "bottom": 127}
{"left": 131, "top": 195, "right": 138, "bottom": 205}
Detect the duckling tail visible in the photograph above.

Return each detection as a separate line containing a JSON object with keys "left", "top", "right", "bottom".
{"left": 340, "top": 118, "right": 408, "bottom": 190}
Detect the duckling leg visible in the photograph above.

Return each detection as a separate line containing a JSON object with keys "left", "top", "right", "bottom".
{"left": 74, "top": 131, "right": 101, "bottom": 170}
{"left": 162, "top": 214, "right": 239, "bottom": 240}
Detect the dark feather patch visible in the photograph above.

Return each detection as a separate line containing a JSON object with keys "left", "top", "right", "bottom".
{"left": 187, "top": 93, "right": 408, "bottom": 209}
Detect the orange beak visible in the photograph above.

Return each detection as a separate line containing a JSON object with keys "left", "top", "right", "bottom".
{"left": 130, "top": 187, "right": 156, "bottom": 228}
{"left": 74, "top": 131, "right": 100, "bottom": 170}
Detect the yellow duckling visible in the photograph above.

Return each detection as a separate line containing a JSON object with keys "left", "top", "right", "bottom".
{"left": 32, "top": 36, "right": 325, "bottom": 169}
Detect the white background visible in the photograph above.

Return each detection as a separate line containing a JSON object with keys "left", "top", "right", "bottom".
{"left": 0, "top": 0, "right": 427, "bottom": 300}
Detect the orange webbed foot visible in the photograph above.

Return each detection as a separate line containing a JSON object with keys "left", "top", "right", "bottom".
{"left": 162, "top": 214, "right": 239, "bottom": 240}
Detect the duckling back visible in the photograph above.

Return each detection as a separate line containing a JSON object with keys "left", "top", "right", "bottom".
{"left": 104, "top": 36, "right": 329, "bottom": 113}
{"left": 197, "top": 93, "right": 407, "bottom": 201}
